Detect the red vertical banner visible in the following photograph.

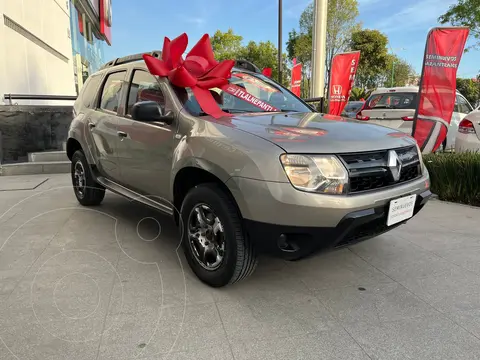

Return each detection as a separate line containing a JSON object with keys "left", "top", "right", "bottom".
{"left": 291, "top": 62, "right": 302, "bottom": 96}
{"left": 100, "top": 0, "right": 112, "bottom": 45}
{"left": 328, "top": 51, "right": 360, "bottom": 116}
{"left": 413, "top": 27, "right": 469, "bottom": 153}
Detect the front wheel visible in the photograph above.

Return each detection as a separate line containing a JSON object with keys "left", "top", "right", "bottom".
{"left": 180, "top": 183, "right": 258, "bottom": 287}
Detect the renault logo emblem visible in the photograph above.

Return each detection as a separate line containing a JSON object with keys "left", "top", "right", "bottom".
{"left": 387, "top": 150, "right": 402, "bottom": 182}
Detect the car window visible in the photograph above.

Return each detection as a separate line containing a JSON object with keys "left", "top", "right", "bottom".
{"left": 80, "top": 73, "right": 103, "bottom": 108}
{"left": 343, "top": 102, "right": 363, "bottom": 113}
{"left": 366, "top": 92, "right": 416, "bottom": 110}
{"left": 99, "top": 71, "right": 126, "bottom": 112}
{"left": 126, "top": 70, "right": 166, "bottom": 116}
{"left": 456, "top": 95, "right": 473, "bottom": 114}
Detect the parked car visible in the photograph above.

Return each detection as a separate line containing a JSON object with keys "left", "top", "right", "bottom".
{"left": 67, "top": 52, "right": 431, "bottom": 287}
{"left": 455, "top": 105, "right": 480, "bottom": 153}
{"left": 341, "top": 101, "right": 364, "bottom": 118}
{"left": 356, "top": 86, "right": 474, "bottom": 150}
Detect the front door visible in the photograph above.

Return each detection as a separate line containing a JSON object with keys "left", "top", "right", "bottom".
{"left": 116, "top": 69, "right": 176, "bottom": 204}
{"left": 86, "top": 70, "right": 127, "bottom": 182}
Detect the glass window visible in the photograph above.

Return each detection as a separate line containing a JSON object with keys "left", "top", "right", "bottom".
{"left": 366, "top": 92, "right": 417, "bottom": 110}
{"left": 172, "top": 71, "right": 311, "bottom": 116}
{"left": 456, "top": 95, "right": 473, "bottom": 114}
{"left": 126, "top": 70, "right": 165, "bottom": 116}
{"left": 99, "top": 71, "right": 126, "bottom": 112}
{"left": 80, "top": 73, "right": 103, "bottom": 108}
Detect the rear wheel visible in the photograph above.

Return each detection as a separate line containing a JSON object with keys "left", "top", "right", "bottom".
{"left": 71, "top": 150, "right": 105, "bottom": 206}
{"left": 180, "top": 183, "right": 258, "bottom": 287}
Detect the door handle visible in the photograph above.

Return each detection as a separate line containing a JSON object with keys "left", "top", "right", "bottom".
{"left": 117, "top": 131, "right": 128, "bottom": 138}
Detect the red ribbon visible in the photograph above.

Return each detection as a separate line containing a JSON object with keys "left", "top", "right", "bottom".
{"left": 143, "top": 33, "right": 235, "bottom": 119}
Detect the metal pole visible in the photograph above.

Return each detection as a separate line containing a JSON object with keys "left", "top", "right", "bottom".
{"left": 278, "top": 0, "right": 282, "bottom": 83}
{"left": 310, "top": 0, "right": 328, "bottom": 110}
{"left": 391, "top": 61, "right": 395, "bottom": 87}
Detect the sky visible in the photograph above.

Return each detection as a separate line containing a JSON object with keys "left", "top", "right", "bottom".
{"left": 105, "top": 0, "right": 479, "bottom": 79}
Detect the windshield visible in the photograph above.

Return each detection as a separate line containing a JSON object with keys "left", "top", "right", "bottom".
{"left": 173, "top": 71, "right": 312, "bottom": 116}
{"left": 343, "top": 102, "right": 363, "bottom": 113}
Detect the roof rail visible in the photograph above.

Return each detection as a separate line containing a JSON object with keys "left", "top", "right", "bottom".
{"left": 234, "top": 59, "right": 262, "bottom": 74}
{"left": 99, "top": 50, "right": 162, "bottom": 70}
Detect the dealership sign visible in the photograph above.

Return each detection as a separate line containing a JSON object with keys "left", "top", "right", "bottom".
{"left": 291, "top": 58, "right": 302, "bottom": 97}
{"left": 412, "top": 27, "right": 469, "bottom": 153}
{"left": 328, "top": 51, "right": 360, "bottom": 116}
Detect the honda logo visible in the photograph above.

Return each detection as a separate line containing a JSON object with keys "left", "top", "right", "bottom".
{"left": 387, "top": 150, "right": 402, "bottom": 182}
{"left": 333, "top": 85, "right": 342, "bottom": 95}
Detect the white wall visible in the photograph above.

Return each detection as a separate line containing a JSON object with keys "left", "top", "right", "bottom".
{"left": 0, "top": 0, "right": 76, "bottom": 105}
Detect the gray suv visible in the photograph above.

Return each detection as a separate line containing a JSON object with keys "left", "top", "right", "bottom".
{"left": 67, "top": 52, "right": 432, "bottom": 287}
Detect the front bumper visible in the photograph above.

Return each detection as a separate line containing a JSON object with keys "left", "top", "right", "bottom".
{"left": 244, "top": 189, "right": 432, "bottom": 259}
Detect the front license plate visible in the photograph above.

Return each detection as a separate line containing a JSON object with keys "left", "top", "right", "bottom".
{"left": 387, "top": 194, "right": 417, "bottom": 226}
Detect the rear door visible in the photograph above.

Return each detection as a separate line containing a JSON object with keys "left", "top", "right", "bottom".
{"left": 362, "top": 92, "right": 417, "bottom": 133}
{"left": 86, "top": 70, "right": 127, "bottom": 182}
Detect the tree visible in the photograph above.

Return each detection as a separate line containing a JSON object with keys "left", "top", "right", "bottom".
{"left": 286, "top": 0, "right": 361, "bottom": 97}
{"left": 350, "top": 29, "right": 389, "bottom": 88}
{"left": 238, "top": 41, "right": 289, "bottom": 86}
{"left": 439, "top": 0, "right": 480, "bottom": 50}
{"left": 211, "top": 29, "right": 243, "bottom": 61}
{"left": 456, "top": 78, "right": 480, "bottom": 105}
{"left": 381, "top": 54, "right": 416, "bottom": 87}
{"left": 350, "top": 87, "right": 372, "bottom": 101}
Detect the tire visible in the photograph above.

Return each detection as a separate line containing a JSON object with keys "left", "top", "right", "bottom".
{"left": 71, "top": 150, "right": 106, "bottom": 206}
{"left": 180, "top": 183, "right": 258, "bottom": 287}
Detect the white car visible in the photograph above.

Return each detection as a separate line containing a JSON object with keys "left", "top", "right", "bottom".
{"left": 356, "top": 86, "right": 474, "bottom": 150}
{"left": 455, "top": 105, "right": 480, "bottom": 153}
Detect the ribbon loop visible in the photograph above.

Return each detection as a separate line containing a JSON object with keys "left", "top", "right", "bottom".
{"left": 143, "top": 33, "right": 235, "bottom": 119}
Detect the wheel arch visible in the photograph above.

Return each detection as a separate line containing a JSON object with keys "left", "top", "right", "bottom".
{"left": 172, "top": 166, "right": 242, "bottom": 226}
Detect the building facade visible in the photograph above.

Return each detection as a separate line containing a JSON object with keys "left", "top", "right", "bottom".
{"left": 69, "top": 0, "right": 112, "bottom": 94}
{"left": 0, "top": 0, "right": 111, "bottom": 105}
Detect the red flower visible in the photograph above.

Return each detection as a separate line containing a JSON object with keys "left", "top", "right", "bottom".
{"left": 143, "top": 33, "right": 235, "bottom": 119}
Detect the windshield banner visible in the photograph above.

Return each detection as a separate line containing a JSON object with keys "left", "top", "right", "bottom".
{"left": 222, "top": 84, "right": 280, "bottom": 112}
{"left": 412, "top": 27, "right": 469, "bottom": 153}
{"left": 328, "top": 51, "right": 360, "bottom": 116}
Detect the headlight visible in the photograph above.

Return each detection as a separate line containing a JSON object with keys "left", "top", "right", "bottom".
{"left": 280, "top": 154, "right": 348, "bottom": 194}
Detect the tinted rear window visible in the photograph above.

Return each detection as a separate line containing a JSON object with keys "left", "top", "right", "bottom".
{"left": 366, "top": 92, "right": 417, "bottom": 110}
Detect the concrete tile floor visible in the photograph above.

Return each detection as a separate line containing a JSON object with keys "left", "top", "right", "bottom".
{"left": 1, "top": 174, "right": 480, "bottom": 359}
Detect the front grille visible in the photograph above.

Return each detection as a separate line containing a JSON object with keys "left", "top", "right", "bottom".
{"left": 340, "top": 146, "right": 421, "bottom": 193}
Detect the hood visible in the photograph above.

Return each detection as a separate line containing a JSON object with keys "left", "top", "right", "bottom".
{"left": 227, "top": 112, "right": 417, "bottom": 153}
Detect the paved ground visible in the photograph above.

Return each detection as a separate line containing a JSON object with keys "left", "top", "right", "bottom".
{"left": 1, "top": 174, "right": 480, "bottom": 360}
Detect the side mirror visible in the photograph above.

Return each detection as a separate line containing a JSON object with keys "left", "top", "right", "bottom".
{"left": 131, "top": 101, "right": 174, "bottom": 124}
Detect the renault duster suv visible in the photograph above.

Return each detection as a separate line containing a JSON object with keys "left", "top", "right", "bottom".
{"left": 67, "top": 52, "right": 431, "bottom": 287}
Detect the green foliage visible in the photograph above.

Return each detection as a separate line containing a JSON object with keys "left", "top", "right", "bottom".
{"left": 211, "top": 29, "right": 244, "bottom": 61}
{"left": 238, "top": 41, "right": 289, "bottom": 86}
{"left": 350, "top": 29, "right": 389, "bottom": 88}
{"left": 349, "top": 87, "right": 372, "bottom": 101}
{"left": 424, "top": 152, "right": 480, "bottom": 206}
{"left": 210, "top": 29, "right": 289, "bottom": 87}
{"left": 439, "top": 0, "right": 480, "bottom": 50}
{"left": 286, "top": 0, "right": 361, "bottom": 97}
{"left": 381, "top": 54, "right": 416, "bottom": 87}
{"left": 456, "top": 78, "right": 480, "bottom": 106}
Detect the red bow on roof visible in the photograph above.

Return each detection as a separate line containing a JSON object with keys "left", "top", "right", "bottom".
{"left": 143, "top": 33, "right": 235, "bottom": 119}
